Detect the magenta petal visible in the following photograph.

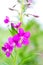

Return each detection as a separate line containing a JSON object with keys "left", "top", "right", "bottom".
{"left": 9, "top": 46, "right": 13, "bottom": 52}
{"left": 4, "top": 16, "right": 9, "bottom": 23}
{"left": 24, "top": 32, "right": 30, "bottom": 38}
{"left": 22, "top": 37, "right": 29, "bottom": 45}
{"left": 16, "top": 42, "right": 22, "bottom": 48}
{"left": 2, "top": 47, "right": 6, "bottom": 52}
{"left": 8, "top": 37, "right": 14, "bottom": 44}
{"left": 13, "top": 34, "right": 20, "bottom": 42}
{"left": 11, "top": 22, "right": 21, "bottom": 28}
{"left": 4, "top": 43, "right": 9, "bottom": 48}
{"left": 6, "top": 52, "right": 10, "bottom": 57}
{"left": 4, "top": 43, "right": 13, "bottom": 52}
{"left": 4, "top": 19, "right": 9, "bottom": 23}
{"left": 11, "top": 23, "right": 15, "bottom": 28}
{"left": 15, "top": 22, "right": 21, "bottom": 28}
{"left": 19, "top": 28, "right": 24, "bottom": 36}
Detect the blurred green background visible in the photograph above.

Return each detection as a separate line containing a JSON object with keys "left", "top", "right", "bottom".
{"left": 0, "top": 19, "right": 43, "bottom": 65}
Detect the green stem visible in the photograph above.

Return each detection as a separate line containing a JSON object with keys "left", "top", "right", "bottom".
{"left": 14, "top": 48, "right": 17, "bottom": 65}
{"left": 11, "top": 48, "right": 17, "bottom": 65}
{"left": 11, "top": 1, "right": 25, "bottom": 65}
{"left": 19, "top": 0, "right": 24, "bottom": 22}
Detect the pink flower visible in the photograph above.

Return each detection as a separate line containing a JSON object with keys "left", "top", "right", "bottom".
{"left": 2, "top": 28, "right": 30, "bottom": 57}
{"left": 2, "top": 36, "right": 15, "bottom": 57}
{"left": 13, "top": 28, "right": 30, "bottom": 48}
{"left": 11, "top": 22, "right": 21, "bottom": 28}
{"left": 2, "top": 42, "right": 14, "bottom": 57}
{"left": 4, "top": 16, "right": 10, "bottom": 23}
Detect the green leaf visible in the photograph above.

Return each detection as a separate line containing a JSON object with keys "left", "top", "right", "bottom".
{"left": 18, "top": 45, "right": 28, "bottom": 58}
{"left": 18, "top": 51, "right": 38, "bottom": 65}
{"left": 24, "top": 19, "right": 40, "bottom": 31}
{"left": 9, "top": 26, "right": 18, "bottom": 36}
{"left": 34, "top": 31, "right": 43, "bottom": 50}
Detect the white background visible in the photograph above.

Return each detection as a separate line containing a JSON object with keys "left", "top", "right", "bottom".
{"left": 0, "top": 0, "right": 43, "bottom": 29}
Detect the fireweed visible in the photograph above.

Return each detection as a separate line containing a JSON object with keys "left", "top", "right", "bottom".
{"left": 2, "top": 0, "right": 38, "bottom": 58}
{"left": 2, "top": 20, "right": 30, "bottom": 57}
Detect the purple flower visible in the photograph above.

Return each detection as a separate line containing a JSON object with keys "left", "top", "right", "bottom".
{"left": 2, "top": 37, "right": 15, "bottom": 57}
{"left": 4, "top": 16, "right": 10, "bottom": 23}
{"left": 11, "top": 22, "right": 21, "bottom": 28}
{"left": 2, "top": 28, "right": 30, "bottom": 57}
{"left": 13, "top": 28, "right": 30, "bottom": 48}
{"left": 2, "top": 42, "right": 14, "bottom": 57}
{"left": 28, "top": 0, "right": 32, "bottom": 4}
{"left": 8, "top": 37, "right": 15, "bottom": 46}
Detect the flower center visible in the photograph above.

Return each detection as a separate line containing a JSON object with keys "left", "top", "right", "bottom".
{"left": 6, "top": 49, "right": 9, "bottom": 52}
{"left": 19, "top": 36, "right": 23, "bottom": 43}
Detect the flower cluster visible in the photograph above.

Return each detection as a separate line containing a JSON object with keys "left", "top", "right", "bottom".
{"left": 2, "top": 17, "right": 30, "bottom": 57}
{"left": 2, "top": 28, "right": 30, "bottom": 57}
{"left": 2, "top": 0, "right": 38, "bottom": 58}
